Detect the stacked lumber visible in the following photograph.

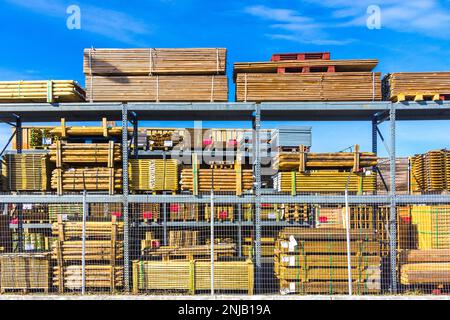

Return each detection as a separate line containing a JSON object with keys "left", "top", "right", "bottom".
{"left": 411, "top": 150, "right": 449, "bottom": 193}
{"left": 376, "top": 158, "right": 409, "bottom": 193}
{"left": 273, "top": 171, "right": 376, "bottom": 193}
{"left": 132, "top": 259, "right": 253, "bottom": 294}
{"left": 84, "top": 48, "right": 228, "bottom": 102}
{"left": 1, "top": 154, "right": 50, "bottom": 191}
{"left": 243, "top": 237, "right": 276, "bottom": 257}
{"left": 142, "top": 243, "right": 236, "bottom": 260}
{"left": 52, "top": 216, "right": 123, "bottom": 292}
{"left": 235, "top": 73, "right": 382, "bottom": 102}
{"left": 180, "top": 168, "right": 253, "bottom": 194}
{"left": 168, "top": 230, "right": 199, "bottom": 247}
{"left": 50, "top": 168, "right": 122, "bottom": 193}
{"left": 0, "top": 253, "right": 51, "bottom": 293}
{"left": 140, "top": 232, "right": 160, "bottom": 253}
{"left": 49, "top": 142, "right": 121, "bottom": 165}
{"left": 400, "top": 250, "right": 450, "bottom": 286}
{"left": 50, "top": 125, "right": 124, "bottom": 138}
{"left": 147, "top": 130, "right": 183, "bottom": 150}
{"left": 274, "top": 228, "right": 381, "bottom": 294}
{"left": 22, "top": 231, "right": 55, "bottom": 252}
{"left": 205, "top": 204, "right": 234, "bottom": 221}
{"left": 131, "top": 203, "right": 161, "bottom": 222}
{"left": 129, "top": 159, "right": 178, "bottom": 192}
{"left": 89, "top": 203, "right": 122, "bottom": 218}
{"left": 48, "top": 204, "right": 83, "bottom": 222}
{"left": 411, "top": 205, "right": 450, "bottom": 249}
{"left": 168, "top": 203, "right": 199, "bottom": 221}
{"left": 0, "top": 80, "right": 85, "bottom": 102}
{"left": 84, "top": 48, "right": 227, "bottom": 75}
{"left": 385, "top": 72, "right": 450, "bottom": 101}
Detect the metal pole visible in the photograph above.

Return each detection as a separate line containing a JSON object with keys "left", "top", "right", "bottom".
{"left": 344, "top": 173, "right": 353, "bottom": 296}
{"left": 16, "top": 116, "right": 24, "bottom": 253}
{"left": 210, "top": 190, "right": 215, "bottom": 296}
{"left": 389, "top": 103, "right": 398, "bottom": 293}
{"left": 237, "top": 204, "right": 242, "bottom": 258}
{"left": 252, "top": 104, "right": 261, "bottom": 294}
{"left": 81, "top": 191, "right": 87, "bottom": 295}
{"left": 122, "top": 104, "right": 130, "bottom": 292}
{"left": 132, "top": 113, "right": 138, "bottom": 159}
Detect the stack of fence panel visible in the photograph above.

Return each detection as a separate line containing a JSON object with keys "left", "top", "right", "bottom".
{"left": 384, "top": 72, "right": 450, "bottom": 101}
{"left": 0, "top": 80, "right": 85, "bottom": 102}
{"left": 274, "top": 228, "right": 381, "bottom": 295}
{"left": 273, "top": 147, "right": 377, "bottom": 194}
{"left": 49, "top": 141, "right": 122, "bottom": 194}
{"left": 129, "top": 159, "right": 178, "bottom": 192}
{"left": 410, "top": 150, "right": 448, "bottom": 193}
{"left": 51, "top": 216, "right": 124, "bottom": 293}
{"left": 234, "top": 53, "right": 381, "bottom": 102}
{"left": 84, "top": 48, "right": 228, "bottom": 102}
{"left": 1, "top": 153, "right": 50, "bottom": 191}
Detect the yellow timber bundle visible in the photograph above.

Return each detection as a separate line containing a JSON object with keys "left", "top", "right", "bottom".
{"left": 0, "top": 80, "right": 85, "bottom": 102}
{"left": 49, "top": 141, "right": 122, "bottom": 166}
{"left": 1, "top": 154, "right": 50, "bottom": 191}
{"left": 274, "top": 228, "right": 381, "bottom": 295}
{"left": 273, "top": 171, "right": 376, "bottom": 194}
{"left": 411, "top": 205, "right": 450, "bottom": 249}
{"left": 400, "top": 249, "right": 450, "bottom": 286}
{"left": 132, "top": 259, "right": 253, "bottom": 294}
{"left": 411, "top": 150, "right": 450, "bottom": 192}
{"left": 129, "top": 159, "right": 178, "bottom": 192}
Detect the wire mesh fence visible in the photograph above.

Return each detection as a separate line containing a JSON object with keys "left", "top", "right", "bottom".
{"left": 0, "top": 194, "right": 449, "bottom": 296}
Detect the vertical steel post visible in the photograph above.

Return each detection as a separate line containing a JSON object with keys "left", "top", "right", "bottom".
{"left": 122, "top": 104, "right": 130, "bottom": 292}
{"left": 389, "top": 104, "right": 398, "bottom": 293}
{"left": 16, "top": 116, "right": 24, "bottom": 253}
{"left": 162, "top": 152, "right": 168, "bottom": 246}
{"left": 132, "top": 113, "right": 138, "bottom": 159}
{"left": 210, "top": 190, "right": 215, "bottom": 296}
{"left": 237, "top": 204, "right": 242, "bottom": 258}
{"left": 252, "top": 104, "right": 261, "bottom": 294}
{"left": 81, "top": 191, "right": 87, "bottom": 295}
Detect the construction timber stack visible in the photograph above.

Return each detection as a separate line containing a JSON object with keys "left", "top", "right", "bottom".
{"left": 84, "top": 48, "right": 228, "bottom": 102}
{"left": 234, "top": 52, "right": 381, "bottom": 102}
{"left": 273, "top": 145, "right": 377, "bottom": 194}
{"left": 410, "top": 150, "right": 450, "bottom": 193}
{"left": 1, "top": 153, "right": 50, "bottom": 191}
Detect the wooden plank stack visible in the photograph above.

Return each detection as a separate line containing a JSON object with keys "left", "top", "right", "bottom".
{"left": 0, "top": 80, "right": 85, "bottom": 103}
{"left": 168, "top": 230, "right": 199, "bottom": 247}
{"left": 234, "top": 53, "right": 381, "bottom": 102}
{"left": 410, "top": 205, "right": 450, "bottom": 250}
{"left": 274, "top": 228, "right": 381, "bottom": 294}
{"left": 143, "top": 243, "right": 235, "bottom": 261}
{"left": 132, "top": 259, "right": 253, "bottom": 294}
{"left": 376, "top": 158, "right": 409, "bottom": 193}
{"left": 384, "top": 72, "right": 450, "bottom": 101}
{"left": 168, "top": 203, "right": 199, "bottom": 221}
{"left": 411, "top": 150, "right": 449, "bottom": 193}
{"left": 84, "top": 48, "right": 228, "bottom": 102}
{"left": 49, "top": 141, "right": 122, "bottom": 165}
{"left": 2, "top": 154, "right": 50, "bottom": 191}
{"left": 48, "top": 204, "right": 83, "bottom": 223}
{"left": 400, "top": 250, "right": 450, "bottom": 287}
{"left": 205, "top": 204, "right": 235, "bottom": 222}
{"left": 0, "top": 215, "right": 12, "bottom": 253}
{"left": 0, "top": 253, "right": 51, "bottom": 293}
{"left": 52, "top": 216, "right": 123, "bottom": 293}
{"left": 129, "top": 159, "right": 178, "bottom": 192}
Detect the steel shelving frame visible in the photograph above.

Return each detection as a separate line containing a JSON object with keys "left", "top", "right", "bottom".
{"left": 2, "top": 100, "right": 450, "bottom": 294}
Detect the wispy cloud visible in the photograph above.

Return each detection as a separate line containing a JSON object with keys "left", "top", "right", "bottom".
{"left": 244, "top": 5, "right": 354, "bottom": 46}
{"left": 6, "top": 0, "right": 152, "bottom": 45}
{"left": 0, "top": 67, "right": 41, "bottom": 80}
{"left": 304, "top": 0, "right": 450, "bottom": 39}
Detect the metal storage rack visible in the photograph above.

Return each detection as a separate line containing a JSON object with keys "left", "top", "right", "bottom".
{"left": 1, "top": 100, "right": 450, "bottom": 294}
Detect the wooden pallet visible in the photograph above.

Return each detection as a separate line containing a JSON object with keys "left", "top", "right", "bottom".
{"left": 129, "top": 159, "right": 178, "bottom": 192}
{"left": 391, "top": 93, "right": 441, "bottom": 102}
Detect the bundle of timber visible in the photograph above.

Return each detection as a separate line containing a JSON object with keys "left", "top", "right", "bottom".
{"left": 274, "top": 148, "right": 377, "bottom": 171}
{"left": 0, "top": 215, "right": 12, "bottom": 253}
{"left": 53, "top": 266, "right": 123, "bottom": 291}
{"left": 89, "top": 203, "right": 122, "bottom": 218}
{"left": 274, "top": 228, "right": 381, "bottom": 295}
{"left": 132, "top": 259, "right": 253, "bottom": 294}
{"left": 0, "top": 253, "right": 50, "bottom": 293}
{"left": 50, "top": 118, "right": 126, "bottom": 138}
{"left": 49, "top": 141, "right": 121, "bottom": 165}
{"left": 48, "top": 203, "right": 83, "bottom": 222}
{"left": 384, "top": 72, "right": 450, "bottom": 102}
{"left": 84, "top": 48, "right": 227, "bottom": 75}
{"left": 147, "top": 130, "right": 183, "bottom": 150}
{"left": 205, "top": 204, "right": 235, "bottom": 221}
{"left": 376, "top": 158, "right": 409, "bottom": 193}
{"left": 142, "top": 243, "right": 236, "bottom": 260}
{"left": 51, "top": 167, "right": 122, "bottom": 194}
{"left": 400, "top": 249, "right": 450, "bottom": 287}
{"left": 140, "top": 232, "right": 160, "bottom": 253}
{"left": 129, "top": 159, "right": 178, "bottom": 192}
{"left": 243, "top": 237, "right": 276, "bottom": 257}
{"left": 85, "top": 75, "right": 228, "bottom": 102}
{"left": 0, "top": 80, "right": 85, "bottom": 103}
{"left": 1, "top": 154, "right": 50, "bottom": 191}
{"left": 84, "top": 48, "right": 228, "bottom": 102}
{"left": 131, "top": 203, "right": 161, "bottom": 222}
{"left": 411, "top": 150, "right": 449, "bottom": 193}
{"left": 52, "top": 216, "right": 123, "bottom": 293}
{"left": 168, "top": 230, "right": 199, "bottom": 247}
{"left": 244, "top": 203, "right": 284, "bottom": 221}
{"left": 168, "top": 203, "right": 199, "bottom": 221}
{"left": 273, "top": 171, "right": 376, "bottom": 194}
{"left": 180, "top": 168, "right": 253, "bottom": 195}
{"left": 410, "top": 205, "right": 450, "bottom": 249}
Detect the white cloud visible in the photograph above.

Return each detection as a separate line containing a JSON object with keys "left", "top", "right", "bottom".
{"left": 0, "top": 67, "right": 41, "bottom": 81}
{"left": 244, "top": 5, "right": 353, "bottom": 45}
{"left": 6, "top": 0, "right": 152, "bottom": 45}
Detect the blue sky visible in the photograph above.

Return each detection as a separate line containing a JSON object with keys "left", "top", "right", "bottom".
{"left": 1, "top": 0, "right": 450, "bottom": 156}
